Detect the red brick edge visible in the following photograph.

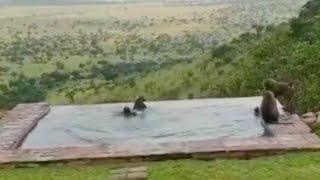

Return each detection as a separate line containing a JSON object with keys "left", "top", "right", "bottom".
{"left": 0, "top": 103, "right": 320, "bottom": 169}
{"left": 0, "top": 103, "right": 50, "bottom": 150}
{"left": 0, "top": 133, "right": 320, "bottom": 168}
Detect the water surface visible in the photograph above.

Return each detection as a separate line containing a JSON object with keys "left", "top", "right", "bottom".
{"left": 21, "top": 97, "right": 279, "bottom": 149}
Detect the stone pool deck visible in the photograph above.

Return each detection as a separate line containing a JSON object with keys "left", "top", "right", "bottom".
{"left": 0, "top": 103, "right": 320, "bottom": 168}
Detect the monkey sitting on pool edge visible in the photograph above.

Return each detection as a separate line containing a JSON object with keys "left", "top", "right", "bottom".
{"left": 133, "top": 96, "right": 147, "bottom": 111}
{"left": 263, "top": 78, "right": 295, "bottom": 113}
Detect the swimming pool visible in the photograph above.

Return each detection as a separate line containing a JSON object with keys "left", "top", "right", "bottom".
{"left": 21, "top": 97, "right": 275, "bottom": 149}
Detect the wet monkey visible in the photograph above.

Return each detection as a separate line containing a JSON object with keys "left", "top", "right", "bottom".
{"left": 254, "top": 107, "right": 260, "bottom": 116}
{"left": 254, "top": 91, "right": 279, "bottom": 137}
{"left": 133, "top": 96, "right": 147, "bottom": 111}
{"left": 123, "top": 106, "right": 137, "bottom": 117}
{"left": 260, "top": 90, "right": 280, "bottom": 124}
{"left": 122, "top": 96, "right": 147, "bottom": 117}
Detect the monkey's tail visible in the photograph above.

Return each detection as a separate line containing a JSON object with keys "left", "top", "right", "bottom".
{"left": 260, "top": 119, "right": 274, "bottom": 137}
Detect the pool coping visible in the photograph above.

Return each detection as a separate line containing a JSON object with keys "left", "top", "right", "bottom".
{"left": 0, "top": 102, "right": 320, "bottom": 168}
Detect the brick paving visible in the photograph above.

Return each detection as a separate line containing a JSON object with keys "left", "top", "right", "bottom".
{"left": 0, "top": 103, "right": 49, "bottom": 150}
{"left": 0, "top": 103, "right": 319, "bottom": 168}
{"left": 268, "top": 114, "right": 311, "bottom": 135}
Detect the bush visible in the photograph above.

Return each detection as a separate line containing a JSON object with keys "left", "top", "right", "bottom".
{"left": 0, "top": 75, "right": 46, "bottom": 109}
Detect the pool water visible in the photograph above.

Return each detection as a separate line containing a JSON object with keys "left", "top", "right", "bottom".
{"left": 21, "top": 97, "right": 281, "bottom": 149}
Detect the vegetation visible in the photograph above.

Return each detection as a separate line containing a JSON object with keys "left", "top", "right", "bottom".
{"left": 216, "top": 0, "right": 320, "bottom": 112}
{"left": 68, "top": 0, "right": 320, "bottom": 113}
{"left": 83, "top": 0, "right": 320, "bottom": 113}
{"left": 0, "top": 75, "right": 46, "bottom": 109}
{"left": 1, "top": 152, "right": 320, "bottom": 180}
{"left": 0, "top": 0, "right": 306, "bottom": 109}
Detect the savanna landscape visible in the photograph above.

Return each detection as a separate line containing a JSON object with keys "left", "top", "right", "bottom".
{"left": 0, "top": 0, "right": 308, "bottom": 107}
{"left": 1, "top": 0, "right": 320, "bottom": 179}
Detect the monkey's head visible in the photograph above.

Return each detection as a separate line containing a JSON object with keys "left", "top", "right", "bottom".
{"left": 133, "top": 96, "right": 147, "bottom": 110}
{"left": 263, "top": 78, "right": 275, "bottom": 89}
{"left": 136, "top": 96, "right": 146, "bottom": 103}
{"left": 123, "top": 106, "right": 131, "bottom": 114}
{"left": 254, "top": 107, "right": 260, "bottom": 114}
{"left": 263, "top": 90, "right": 275, "bottom": 99}
{"left": 287, "top": 81, "right": 294, "bottom": 91}
{"left": 288, "top": 81, "right": 294, "bottom": 86}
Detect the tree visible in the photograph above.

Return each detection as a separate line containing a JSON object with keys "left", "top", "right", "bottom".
{"left": 56, "top": 61, "right": 65, "bottom": 69}
{"left": 65, "top": 90, "right": 76, "bottom": 103}
{"left": 0, "top": 76, "right": 46, "bottom": 109}
{"left": 252, "top": 24, "right": 264, "bottom": 37}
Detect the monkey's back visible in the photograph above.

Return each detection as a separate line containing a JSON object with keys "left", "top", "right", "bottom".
{"left": 261, "top": 94, "right": 279, "bottom": 123}
{"left": 133, "top": 102, "right": 147, "bottom": 110}
{"left": 263, "top": 79, "right": 294, "bottom": 97}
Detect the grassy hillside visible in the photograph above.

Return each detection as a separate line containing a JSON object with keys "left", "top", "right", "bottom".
{"left": 96, "top": 0, "right": 320, "bottom": 113}
{"left": 0, "top": 0, "right": 306, "bottom": 109}
{"left": 212, "top": 0, "right": 320, "bottom": 112}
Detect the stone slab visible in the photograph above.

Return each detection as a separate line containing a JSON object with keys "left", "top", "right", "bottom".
{"left": 109, "top": 166, "right": 148, "bottom": 180}
{"left": 0, "top": 133, "right": 318, "bottom": 166}
{"left": 267, "top": 115, "right": 311, "bottom": 135}
{"left": 111, "top": 166, "right": 147, "bottom": 174}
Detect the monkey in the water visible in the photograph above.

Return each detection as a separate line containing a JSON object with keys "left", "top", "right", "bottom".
{"left": 263, "top": 78, "right": 295, "bottom": 113}
{"left": 133, "top": 96, "right": 147, "bottom": 111}
{"left": 260, "top": 90, "right": 279, "bottom": 124}
{"left": 254, "top": 107, "right": 260, "bottom": 116}
{"left": 254, "top": 107, "right": 274, "bottom": 137}
{"left": 123, "top": 106, "right": 137, "bottom": 117}
{"left": 253, "top": 91, "right": 280, "bottom": 136}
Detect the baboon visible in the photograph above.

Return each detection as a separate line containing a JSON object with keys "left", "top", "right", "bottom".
{"left": 260, "top": 90, "right": 279, "bottom": 124}
{"left": 123, "top": 106, "right": 136, "bottom": 117}
{"left": 133, "top": 96, "right": 147, "bottom": 111}
{"left": 263, "top": 78, "right": 295, "bottom": 113}
{"left": 253, "top": 91, "right": 279, "bottom": 137}
{"left": 253, "top": 106, "right": 274, "bottom": 136}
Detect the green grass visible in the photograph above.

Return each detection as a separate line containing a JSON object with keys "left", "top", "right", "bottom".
{"left": 0, "top": 165, "right": 110, "bottom": 180}
{"left": 2, "top": 152, "right": 320, "bottom": 180}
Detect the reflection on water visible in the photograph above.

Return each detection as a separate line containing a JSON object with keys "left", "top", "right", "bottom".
{"left": 21, "top": 97, "right": 279, "bottom": 149}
